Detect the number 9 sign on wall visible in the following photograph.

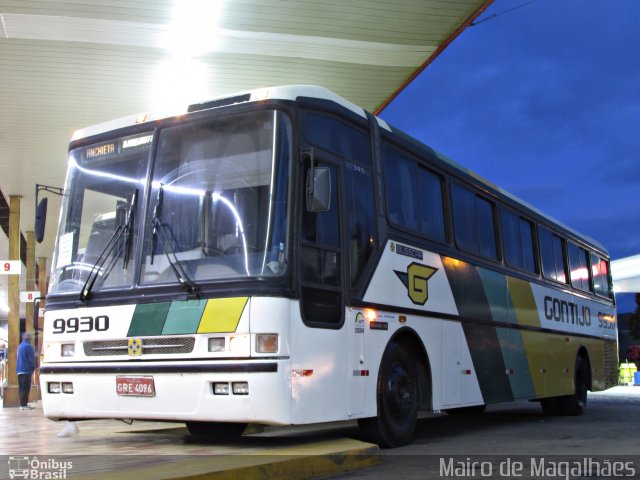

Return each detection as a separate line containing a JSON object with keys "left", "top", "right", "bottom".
{"left": 1, "top": 260, "right": 21, "bottom": 275}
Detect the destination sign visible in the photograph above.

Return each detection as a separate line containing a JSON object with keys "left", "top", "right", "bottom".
{"left": 85, "top": 143, "right": 116, "bottom": 159}
{"left": 82, "top": 134, "right": 153, "bottom": 162}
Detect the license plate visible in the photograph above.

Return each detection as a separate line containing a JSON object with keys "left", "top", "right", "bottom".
{"left": 116, "top": 376, "right": 156, "bottom": 397}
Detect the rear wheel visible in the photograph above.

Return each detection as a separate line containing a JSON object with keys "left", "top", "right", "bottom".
{"left": 358, "top": 342, "right": 418, "bottom": 448}
{"left": 186, "top": 422, "right": 246, "bottom": 440}
{"left": 560, "top": 355, "right": 589, "bottom": 415}
{"left": 540, "top": 354, "right": 589, "bottom": 416}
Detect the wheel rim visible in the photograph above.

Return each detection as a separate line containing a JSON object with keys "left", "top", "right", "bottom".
{"left": 385, "top": 362, "right": 415, "bottom": 421}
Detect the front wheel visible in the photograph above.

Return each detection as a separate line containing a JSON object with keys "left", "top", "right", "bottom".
{"left": 358, "top": 342, "right": 418, "bottom": 448}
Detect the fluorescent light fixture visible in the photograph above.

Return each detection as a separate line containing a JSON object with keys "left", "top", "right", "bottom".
{"left": 162, "top": 0, "right": 223, "bottom": 57}
{"left": 150, "top": 57, "right": 209, "bottom": 116}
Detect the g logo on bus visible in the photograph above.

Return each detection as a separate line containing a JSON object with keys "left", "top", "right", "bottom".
{"left": 128, "top": 338, "right": 143, "bottom": 357}
{"left": 394, "top": 262, "right": 438, "bottom": 305}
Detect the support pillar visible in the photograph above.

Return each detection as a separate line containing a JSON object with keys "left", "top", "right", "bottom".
{"left": 3, "top": 195, "right": 21, "bottom": 407}
{"left": 36, "top": 256, "right": 47, "bottom": 401}
{"left": 25, "top": 231, "right": 38, "bottom": 402}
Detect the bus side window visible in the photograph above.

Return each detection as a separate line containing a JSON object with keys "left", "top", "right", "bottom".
{"left": 383, "top": 145, "right": 446, "bottom": 243}
{"left": 384, "top": 147, "right": 418, "bottom": 230}
{"left": 591, "top": 254, "right": 612, "bottom": 299}
{"left": 451, "top": 183, "right": 498, "bottom": 260}
{"left": 416, "top": 166, "right": 446, "bottom": 242}
{"left": 345, "top": 161, "right": 376, "bottom": 286}
{"left": 539, "top": 227, "right": 567, "bottom": 283}
{"left": 568, "top": 242, "right": 590, "bottom": 292}
{"left": 501, "top": 208, "right": 537, "bottom": 273}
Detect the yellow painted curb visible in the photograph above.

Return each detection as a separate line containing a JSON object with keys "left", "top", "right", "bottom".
{"left": 69, "top": 438, "right": 381, "bottom": 480}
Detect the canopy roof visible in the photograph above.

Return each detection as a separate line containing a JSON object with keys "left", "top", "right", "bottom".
{"left": 0, "top": 0, "right": 492, "bottom": 316}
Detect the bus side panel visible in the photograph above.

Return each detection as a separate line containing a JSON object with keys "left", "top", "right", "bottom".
{"left": 288, "top": 301, "right": 350, "bottom": 425}
{"left": 362, "top": 240, "right": 617, "bottom": 410}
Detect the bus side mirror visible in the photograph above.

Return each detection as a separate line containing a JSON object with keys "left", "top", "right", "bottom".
{"left": 35, "top": 197, "right": 48, "bottom": 243}
{"left": 306, "top": 167, "right": 331, "bottom": 212}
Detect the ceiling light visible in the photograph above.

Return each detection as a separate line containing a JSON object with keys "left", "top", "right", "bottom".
{"left": 161, "top": 0, "right": 223, "bottom": 57}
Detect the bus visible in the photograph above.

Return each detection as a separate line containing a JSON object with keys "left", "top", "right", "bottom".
{"left": 39, "top": 85, "right": 618, "bottom": 447}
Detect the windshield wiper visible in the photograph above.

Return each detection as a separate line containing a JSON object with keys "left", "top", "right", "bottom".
{"left": 79, "top": 225, "right": 125, "bottom": 302}
{"left": 150, "top": 185, "right": 200, "bottom": 297}
{"left": 79, "top": 191, "right": 137, "bottom": 302}
{"left": 122, "top": 190, "right": 137, "bottom": 269}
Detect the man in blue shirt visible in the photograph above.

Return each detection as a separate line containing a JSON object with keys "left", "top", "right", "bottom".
{"left": 16, "top": 333, "right": 36, "bottom": 410}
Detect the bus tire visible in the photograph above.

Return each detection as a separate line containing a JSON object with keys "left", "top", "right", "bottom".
{"left": 358, "top": 342, "right": 418, "bottom": 448}
{"left": 186, "top": 421, "right": 246, "bottom": 440}
{"left": 559, "top": 355, "right": 589, "bottom": 416}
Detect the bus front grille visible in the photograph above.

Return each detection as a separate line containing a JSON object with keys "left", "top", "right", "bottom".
{"left": 83, "top": 337, "right": 196, "bottom": 356}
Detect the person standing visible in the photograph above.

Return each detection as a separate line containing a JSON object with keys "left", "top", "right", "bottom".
{"left": 16, "top": 333, "right": 36, "bottom": 410}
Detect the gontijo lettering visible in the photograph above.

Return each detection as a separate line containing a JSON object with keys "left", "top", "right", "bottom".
{"left": 543, "top": 296, "right": 591, "bottom": 326}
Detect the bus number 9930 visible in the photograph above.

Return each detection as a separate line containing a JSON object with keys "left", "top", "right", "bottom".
{"left": 52, "top": 315, "right": 109, "bottom": 334}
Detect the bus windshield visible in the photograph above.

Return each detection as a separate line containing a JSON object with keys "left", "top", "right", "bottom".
{"left": 142, "top": 110, "right": 290, "bottom": 285}
{"left": 49, "top": 109, "right": 291, "bottom": 295}
{"left": 50, "top": 132, "right": 151, "bottom": 294}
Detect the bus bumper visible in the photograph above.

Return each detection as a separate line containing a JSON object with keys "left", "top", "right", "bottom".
{"left": 39, "top": 359, "right": 292, "bottom": 425}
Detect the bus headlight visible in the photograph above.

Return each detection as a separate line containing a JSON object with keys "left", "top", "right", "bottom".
{"left": 61, "top": 344, "right": 75, "bottom": 357}
{"left": 232, "top": 382, "right": 249, "bottom": 395}
{"left": 48, "top": 382, "right": 61, "bottom": 394}
{"left": 256, "top": 334, "right": 278, "bottom": 353}
{"left": 229, "top": 335, "right": 250, "bottom": 354}
{"left": 208, "top": 337, "right": 226, "bottom": 352}
{"left": 213, "top": 382, "right": 230, "bottom": 395}
{"left": 62, "top": 382, "right": 74, "bottom": 394}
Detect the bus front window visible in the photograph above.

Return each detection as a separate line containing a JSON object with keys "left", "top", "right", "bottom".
{"left": 141, "top": 110, "right": 291, "bottom": 285}
{"left": 49, "top": 133, "right": 152, "bottom": 294}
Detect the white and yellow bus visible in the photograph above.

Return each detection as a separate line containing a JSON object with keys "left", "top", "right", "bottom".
{"left": 40, "top": 86, "right": 618, "bottom": 447}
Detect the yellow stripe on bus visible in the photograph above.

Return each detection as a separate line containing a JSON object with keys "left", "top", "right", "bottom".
{"left": 508, "top": 277, "right": 546, "bottom": 396}
{"left": 197, "top": 297, "right": 249, "bottom": 333}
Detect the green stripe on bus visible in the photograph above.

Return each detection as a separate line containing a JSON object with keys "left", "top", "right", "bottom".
{"left": 477, "top": 270, "right": 535, "bottom": 399}
{"left": 162, "top": 300, "right": 208, "bottom": 335}
{"left": 441, "top": 257, "right": 513, "bottom": 404}
{"left": 128, "top": 302, "right": 171, "bottom": 336}
{"left": 478, "top": 269, "right": 510, "bottom": 324}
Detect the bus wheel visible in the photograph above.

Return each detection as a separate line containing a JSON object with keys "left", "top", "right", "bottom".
{"left": 559, "top": 355, "right": 589, "bottom": 415}
{"left": 359, "top": 342, "right": 418, "bottom": 448}
{"left": 186, "top": 421, "right": 246, "bottom": 441}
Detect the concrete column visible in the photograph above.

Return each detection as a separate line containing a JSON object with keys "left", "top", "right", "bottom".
{"left": 36, "top": 256, "right": 47, "bottom": 401}
{"left": 3, "top": 195, "right": 20, "bottom": 407}
{"left": 25, "top": 231, "right": 35, "bottom": 338}
{"left": 25, "top": 231, "right": 38, "bottom": 402}
{"left": 37, "top": 256, "right": 47, "bottom": 336}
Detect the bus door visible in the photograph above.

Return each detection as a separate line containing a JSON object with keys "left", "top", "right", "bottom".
{"left": 299, "top": 160, "right": 344, "bottom": 327}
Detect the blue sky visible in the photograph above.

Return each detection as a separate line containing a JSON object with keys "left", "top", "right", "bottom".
{"left": 381, "top": 0, "right": 640, "bottom": 313}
